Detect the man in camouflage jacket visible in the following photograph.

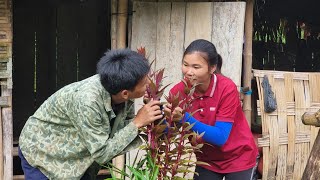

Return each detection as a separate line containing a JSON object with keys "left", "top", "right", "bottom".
{"left": 19, "top": 49, "right": 163, "bottom": 179}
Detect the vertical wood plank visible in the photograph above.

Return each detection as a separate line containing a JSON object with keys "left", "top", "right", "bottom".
{"left": 12, "top": 1, "right": 36, "bottom": 139}
{"left": 168, "top": 2, "right": 185, "bottom": 89}
{"left": 155, "top": 2, "right": 172, "bottom": 98}
{"left": 211, "top": 2, "right": 246, "bottom": 88}
{"left": 131, "top": 1, "right": 157, "bottom": 62}
{"left": 130, "top": 1, "right": 158, "bottom": 172}
{"left": 131, "top": 1, "right": 157, "bottom": 113}
{"left": 78, "top": 0, "right": 109, "bottom": 81}
{"left": 184, "top": 2, "right": 212, "bottom": 47}
{"left": 56, "top": 2, "right": 79, "bottom": 89}
{"left": 35, "top": 4, "right": 57, "bottom": 108}
{"left": 2, "top": 86, "right": 12, "bottom": 180}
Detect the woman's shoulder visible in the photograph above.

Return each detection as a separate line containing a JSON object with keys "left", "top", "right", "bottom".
{"left": 170, "top": 81, "right": 185, "bottom": 94}
{"left": 216, "top": 74, "right": 237, "bottom": 88}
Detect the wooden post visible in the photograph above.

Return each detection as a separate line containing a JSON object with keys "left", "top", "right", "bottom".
{"left": 112, "top": 0, "right": 128, "bottom": 178}
{"left": 301, "top": 110, "right": 320, "bottom": 180}
{"left": 242, "top": 0, "right": 254, "bottom": 127}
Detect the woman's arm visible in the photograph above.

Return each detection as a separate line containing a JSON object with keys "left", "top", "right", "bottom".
{"left": 183, "top": 112, "right": 233, "bottom": 146}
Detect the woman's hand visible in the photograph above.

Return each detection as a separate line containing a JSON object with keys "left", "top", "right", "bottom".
{"left": 163, "top": 104, "right": 184, "bottom": 121}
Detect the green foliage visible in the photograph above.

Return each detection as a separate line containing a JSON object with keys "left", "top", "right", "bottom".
{"left": 105, "top": 151, "right": 159, "bottom": 180}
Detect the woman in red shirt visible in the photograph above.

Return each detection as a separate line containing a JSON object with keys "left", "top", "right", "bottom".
{"left": 168, "top": 39, "right": 259, "bottom": 180}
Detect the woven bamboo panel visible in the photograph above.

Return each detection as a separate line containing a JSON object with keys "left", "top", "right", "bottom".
{"left": 254, "top": 69, "right": 320, "bottom": 180}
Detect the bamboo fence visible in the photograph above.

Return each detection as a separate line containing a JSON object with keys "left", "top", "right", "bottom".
{"left": 254, "top": 69, "right": 320, "bottom": 180}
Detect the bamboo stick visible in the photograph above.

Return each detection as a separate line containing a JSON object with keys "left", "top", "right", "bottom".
{"left": 112, "top": 0, "right": 128, "bottom": 178}
{"left": 116, "top": 0, "right": 128, "bottom": 49}
{"left": 242, "top": 0, "right": 254, "bottom": 127}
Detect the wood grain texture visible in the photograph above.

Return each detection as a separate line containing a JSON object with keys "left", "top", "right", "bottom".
{"left": 211, "top": 2, "right": 246, "bottom": 88}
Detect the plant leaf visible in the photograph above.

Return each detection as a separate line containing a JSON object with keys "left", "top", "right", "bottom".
{"left": 196, "top": 161, "right": 210, "bottom": 166}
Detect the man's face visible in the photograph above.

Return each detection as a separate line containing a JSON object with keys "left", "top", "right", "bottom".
{"left": 128, "top": 75, "right": 150, "bottom": 99}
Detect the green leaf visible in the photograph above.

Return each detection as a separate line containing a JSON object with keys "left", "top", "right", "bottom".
{"left": 127, "top": 166, "right": 145, "bottom": 180}
{"left": 184, "top": 122, "right": 195, "bottom": 131}
{"left": 151, "top": 166, "right": 159, "bottom": 180}
{"left": 172, "top": 177, "right": 187, "bottom": 180}
{"left": 196, "top": 161, "right": 210, "bottom": 166}
{"left": 195, "top": 143, "right": 204, "bottom": 149}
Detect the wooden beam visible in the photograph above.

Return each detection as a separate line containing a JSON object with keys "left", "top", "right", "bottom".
{"left": 242, "top": 0, "right": 254, "bottom": 127}
{"left": 302, "top": 131, "right": 320, "bottom": 180}
{"left": 301, "top": 109, "right": 320, "bottom": 179}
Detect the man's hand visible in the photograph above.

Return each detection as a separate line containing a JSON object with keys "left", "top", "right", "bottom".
{"left": 133, "top": 100, "right": 163, "bottom": 128}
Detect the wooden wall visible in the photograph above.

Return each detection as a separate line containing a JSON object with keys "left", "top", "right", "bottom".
{"left": 12, "top": 0, "right": 110, "bottom": 140}
{"left": 129, "top": 1, "right": 246, "bottom": 178}
{"left": 0, "top": 0, "right": 13, "bottom": 179}
{"left": 131, "top": 1, "right": 246, "bottom": 101}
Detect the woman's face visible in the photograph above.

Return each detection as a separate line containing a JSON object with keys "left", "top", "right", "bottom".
{"left": 182, "top": 52, "right": 216, "bottom": 87}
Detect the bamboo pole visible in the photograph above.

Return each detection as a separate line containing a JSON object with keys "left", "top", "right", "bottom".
{"left": 116, "top": 0, "right": 128, "bottom": 49}
{"left": 242, "top": 0, "right": 254, "bottom": 127}
{"left": 111, "top": 0, "right": 118, "bottom": 49}
{"left": 112, "top": 0, "right": 128, "bottom": 178}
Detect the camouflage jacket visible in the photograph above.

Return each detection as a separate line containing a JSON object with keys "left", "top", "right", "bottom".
{"left": 19, "top": 74, "right": 142, "bottom": 179}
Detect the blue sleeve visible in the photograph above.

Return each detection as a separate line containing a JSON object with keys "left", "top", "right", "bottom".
{"left": 183, "top": 112, "right": 233, "bottom": 146}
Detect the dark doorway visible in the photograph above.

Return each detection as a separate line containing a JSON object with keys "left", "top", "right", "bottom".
{"left": 13, "top": 0, "right": 111, "bottom": 140}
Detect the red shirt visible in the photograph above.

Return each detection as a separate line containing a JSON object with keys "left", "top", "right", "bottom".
{"left": 170, "top": 74, "right": 258, "bottom": 173}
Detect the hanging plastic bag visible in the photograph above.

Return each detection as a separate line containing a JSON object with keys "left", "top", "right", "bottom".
{"left": 262, "top": 75, "right": 277, "bottom": 113}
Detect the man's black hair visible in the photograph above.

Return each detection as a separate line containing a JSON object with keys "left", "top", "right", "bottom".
{"left": 97, "top": 48, "right": 150, "bottom": 95}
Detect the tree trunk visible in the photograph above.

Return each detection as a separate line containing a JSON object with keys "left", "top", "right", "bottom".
{"left": 243, "top": 0, "right": 254, "bottom": 126}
